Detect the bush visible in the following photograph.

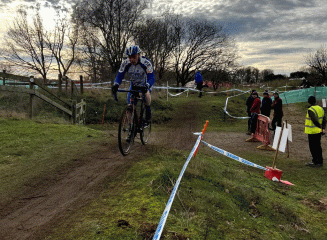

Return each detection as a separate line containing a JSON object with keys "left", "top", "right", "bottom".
{"left": 84, "top": 90, "right": 175, "bottom": 124}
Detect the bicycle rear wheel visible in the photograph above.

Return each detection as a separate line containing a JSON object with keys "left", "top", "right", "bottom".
{"left": 118, "top": 107, "right": 135, "bottom": 156}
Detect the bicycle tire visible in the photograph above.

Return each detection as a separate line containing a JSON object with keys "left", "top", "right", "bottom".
{"left": 140, "top": 120, "right": 151, "bottom": 145}
{"left": 140, "top": 102, "right": 151, "bottom": 145}
{"left": 118, "top": 106, "right": 135, "bottom": 156}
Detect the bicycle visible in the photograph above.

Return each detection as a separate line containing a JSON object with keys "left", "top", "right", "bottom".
{"left": 113, "top": 89, "right": 152, "bottom": 156}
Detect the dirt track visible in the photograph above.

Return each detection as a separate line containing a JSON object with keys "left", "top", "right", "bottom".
{"left": 0, "top": 100, "right": 325, "bottom": 239}
{"left": 204, "top": 103, "right": 326, "bottom": 164}
{"left": 0, "top": 141, "right": 149, "bottom": 240}
{"left": 0, "top": 101, "right": 200, "bottom": 240}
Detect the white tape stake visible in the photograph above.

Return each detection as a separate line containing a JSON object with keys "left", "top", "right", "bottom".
{"left": 272, "top": 127, "right": 289, "bottom": 152}
{"left": 278, "top": 128, "right": 289, "bottom": 153}
{"left": 272, "top": 127, "right": 282, "bottom": 150}
{"left": 284, "top": 122, "right": 292, "bottom": 142}
{"left": 323, "top": 99, "right": 326, "bottom": 108}
{"left": 153, "top": 134, "right": 203, "bottom": 240}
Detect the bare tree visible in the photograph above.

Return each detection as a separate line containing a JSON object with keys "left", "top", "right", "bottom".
{"left": 204, "top": 39, "right": 238, "bottom": 83}
{"left": 44, "top": 12, "right": 79, "bottom": 79}
{"left": 261, "top": 69, "right": 274, "bottom": 82}
{"left": 0, "top": 63, "right": 12, "bottom": 74}
{"left": 171, "top": 18, "right": 232, "bottom": 86}
{"left": 73, "top": 0, "right": 149, "bottom": 80}
{"left": 134, "top": 11, "right": 180, "bottom": 80}
{"left": 243, "top": 66, "right": 259, "bottom": 83}
{"left": 2, "top": 7, "right": 52, "bottom": 82}
{"left": 305, "top": 46, "right": 327, "bottom": 82}
{"left": 76, "top": 27, "right": 105, "bottom": 83}
{"left": 234, "top": 67, "right": 247, "bottom": 84}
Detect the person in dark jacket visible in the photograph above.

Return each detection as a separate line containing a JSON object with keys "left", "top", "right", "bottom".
{"left": 246, "top": 89, "right": 256, "bottom": 134}
{"left": 260, "top": 92, "right": 272, "bottom": 118}
{"left": 271, "top": 91, "right": 283, "bottom": 131}
{"left": 250, "top": 91, "right": 261, "bottom": 135}
{"left": 195, "top": 71, "right": 203, "bottom": 98}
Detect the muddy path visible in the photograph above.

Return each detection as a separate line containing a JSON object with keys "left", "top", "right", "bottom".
{"left": 203, "top": 103, "right": 327, "bottom": 165}
{"left": 0, "top": 139, "right": 153, "bottom": 240}
{"left": 0, "top": 100, "right": 324, "bottom": 240}
{"left": 0, "top": 100, "right": 199, "bottom": 240}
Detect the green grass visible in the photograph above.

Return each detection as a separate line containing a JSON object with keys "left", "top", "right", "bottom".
{"left": 84, "top": 90, "right": 175, "bottom": 125}
{"left": 0, "top": 118, "right": 108, "bottom": 204}
{"left": 45, "top": 148, "right": 327, "bottom": 239}
{"left": 2, "top": 89, "right": 327, "bottom": 239}
{"left": 158, "top": 90, "right": 249, "bottom": 132}
{"left": 45, "top": 94, "right": 327, "bottom": 239}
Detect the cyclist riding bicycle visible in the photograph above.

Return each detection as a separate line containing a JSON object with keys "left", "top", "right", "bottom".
{"left": 112, "top": 45, "right": 155, "bottom": 124}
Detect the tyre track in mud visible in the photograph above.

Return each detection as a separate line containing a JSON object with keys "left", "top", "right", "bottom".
{"left": 0, "top": 99, "right": 200, "bottom": 240}
{"left": 152, "top": 100, "right": 200, "bottom": 151}
{"left": 0, "top": 139, "right": 150, "bottom": 240}
{"left": 5, "top": 98, "right": 307, "bottom": 239}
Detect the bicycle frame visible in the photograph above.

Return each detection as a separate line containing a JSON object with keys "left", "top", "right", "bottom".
{"left": 114, "top": 89, "right": 151, "bottom": 155}
{"left": 114, "top": 89, "right": 146, "bottom": 129}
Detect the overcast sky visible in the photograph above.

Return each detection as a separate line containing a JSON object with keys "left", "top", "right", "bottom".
{"left": 1, "top": 0, "right": 326, "bottom": 76}
{"left": 149, "top": 0, "right": 327, "bottom": 75}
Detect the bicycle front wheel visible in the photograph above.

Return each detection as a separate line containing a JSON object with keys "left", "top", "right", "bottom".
{"left": 118, "top": 107, "right": 135, "bottom": 156}
{"left": 140, "top": 119, "right": 151, "bottom": 145}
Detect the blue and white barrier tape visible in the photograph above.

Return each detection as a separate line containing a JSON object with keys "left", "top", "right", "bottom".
{"left": 153, "top": 134, "right": 203, "bottom": 240}
{"left": 167, "top": 89, "right": 190, "bottom": 97}
{"left": 206, "top": 89, "right": 248, "bottom": 94}
{"left": 224, "top": 90, "right": 251, "bottom": 119}
{"left": 201, "top": 140, "right": 268, "bottom": 171}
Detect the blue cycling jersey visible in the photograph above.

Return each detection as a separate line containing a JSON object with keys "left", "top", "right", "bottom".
{"left": 114, "top": 56, "right": 155, "bottom": 88}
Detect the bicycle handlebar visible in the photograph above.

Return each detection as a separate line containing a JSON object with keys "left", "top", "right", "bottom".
{"left": 113, "top": 89, "right": 145, "bottom": 102}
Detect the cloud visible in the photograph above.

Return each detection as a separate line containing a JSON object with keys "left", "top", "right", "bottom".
{"left": 0, "top": 0, "right": 324, "bottom": 74}
{"left": 150, "top": 0, "right": 326, "bottom": 73}
{"left": 0, "top": 0, "right": 14, "bottom": 3}
{"left": 244, "top": 47, "right": 312, "bottom": 56}
{"left": 152, "top": 0, "right": 324, "bottom": 41}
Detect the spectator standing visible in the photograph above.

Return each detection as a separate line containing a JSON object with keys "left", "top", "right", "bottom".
{"left": 305, "top": 96, "right": 326, "bottom": 167}
{"left": 195, "top": 71, "right": 203, "bottom": 98}
{"left": 261, "top": 92, "right": 272, "bottom": 118}
{"left": 246, "top": 90, "right": 256, "bottom": 134}
{"left": 271, "top": 91, "right": 283, "bottom": 131}
{"left": 213, "top": 82, "right": 217, "bottom": 91}
{"left": 250, "top": 91, "right": 261, "bottom": 135}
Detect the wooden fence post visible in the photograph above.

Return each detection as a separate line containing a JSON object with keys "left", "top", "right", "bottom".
{"left": 80, "top": 75, "right": 84, "bottom": 95}
{"left": 72, "top": 100, "right": 76, "bottom": 124}
{"left": 70, "top": 80, "right": 74, "bottom": 100}
{"left": 64, "top": 76, "right": 68, "bottom": 94}
{"left": 2, "top": 70, "right": 6, "bottom": 86}
{"left": 58, "top": 73, "right": 62, "bottom": 96}
{"left": 29, "top": 76, "right": 35, "bottom": 119}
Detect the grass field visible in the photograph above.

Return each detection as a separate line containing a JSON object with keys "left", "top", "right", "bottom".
{"left": 0, "top": 118, "right": 107, "bottom": 205}
{"left": 1, "top": 89, "right": 327, "bottom": 239}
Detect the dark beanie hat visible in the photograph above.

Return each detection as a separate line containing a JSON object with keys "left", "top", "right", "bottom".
{"left": 308, "top": 96, "right": 316, "bottom": 105}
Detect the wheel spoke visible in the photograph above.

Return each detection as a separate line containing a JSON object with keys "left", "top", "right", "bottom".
{"left": 118, "top": 108, "right": 134, "bottom": 155}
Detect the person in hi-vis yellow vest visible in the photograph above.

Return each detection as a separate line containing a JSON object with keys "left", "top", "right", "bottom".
{"left": 305, "top": 96, "right": 326, "bottom": 167}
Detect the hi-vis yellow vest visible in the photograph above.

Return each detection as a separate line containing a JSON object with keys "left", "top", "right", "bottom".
{"left": 305, "top": 105, "right": 324, "bottom": 134}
